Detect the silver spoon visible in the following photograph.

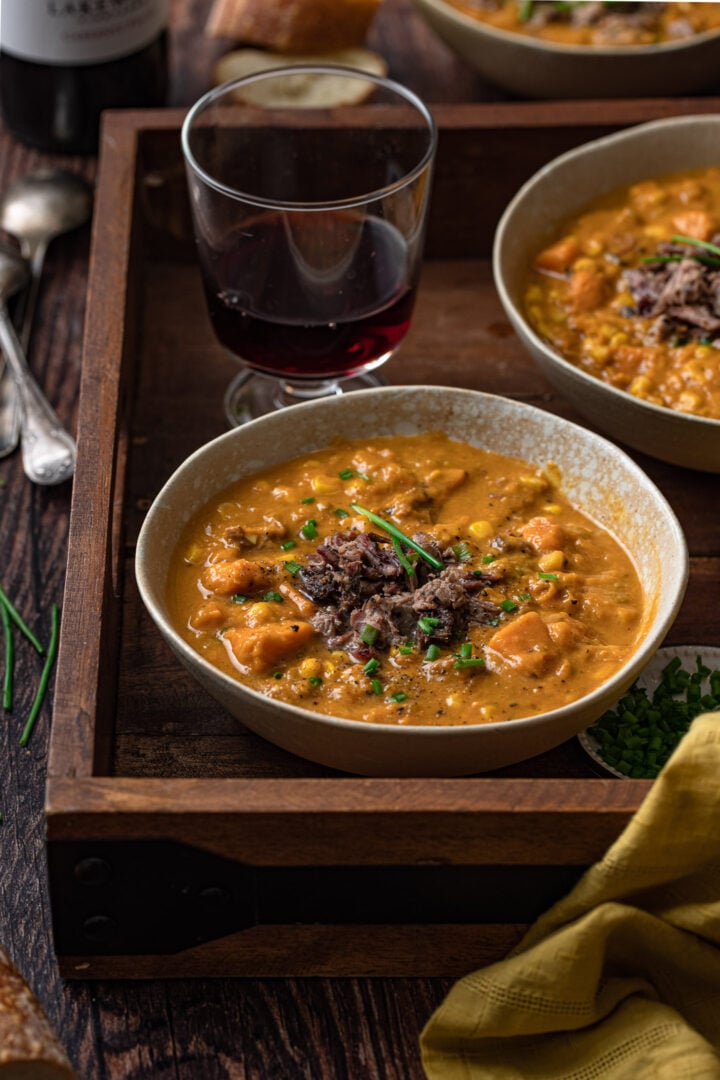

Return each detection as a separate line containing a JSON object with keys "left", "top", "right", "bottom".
{"left": 0, "top": 169, "right": 93, "bottom": 458}
{"left": 0, "top": 246, "right": 76, "bottom": 486}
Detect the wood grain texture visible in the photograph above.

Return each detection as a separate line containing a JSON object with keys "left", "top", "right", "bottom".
{"left": 1, "top": 0, "right": 719, "bottom": 1076}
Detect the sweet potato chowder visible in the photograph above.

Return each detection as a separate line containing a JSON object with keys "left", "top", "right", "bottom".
{"left": 167, "top": 434, "right": 644, "bottom": 728}
{"left": 526, "top": 166, "right": 720, "bottom": 421}
{"left": 448, "top": 2, "right": 720, "bottom": 46}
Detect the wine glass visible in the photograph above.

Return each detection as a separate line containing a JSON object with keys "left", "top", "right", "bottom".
{"left": 181, "top": 65, "right": 437, "bottom": 425}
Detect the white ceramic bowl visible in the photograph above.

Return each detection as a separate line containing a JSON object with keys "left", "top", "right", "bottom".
{"left": 411, "top": 0, "right": 720, "bottom": 99}
{"left": 494, "top": 114, "right": 720, "bottom": 473}
{"left": 135, "top": 385, "right": 688, "bottom": 777}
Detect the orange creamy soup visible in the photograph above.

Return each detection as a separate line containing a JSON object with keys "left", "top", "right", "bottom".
{"left": 447, "top": 1, "right": 720, "bottom": 46}
{"left": 526, "top": 166, "right": 720, "bottom": 420}
{"left": 167, "top": 434, "right": 644, "bottom": 728}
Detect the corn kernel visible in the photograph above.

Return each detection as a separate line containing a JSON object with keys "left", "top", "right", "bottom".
{"left": 613, "top": 290, "right": 634, "bottom": 310}
{"left": 609, "top": 331, "right": 629, "bottom": 348}
{"left": 677, "top": 391, "right": 702, "bottom": 413}
{"left": 538, "top": 549, "right": 565, "bottom": 573}
{"left": 245, "top": 602, "right": 274, "bottom": 625}
{"left": 323, "top": 661, "right": 336, "bottom": 676}
{"left": 299, "top": 657, "right": 323, "bottom": 679}
{"left": 644, "top": 224, "right": 668, "bottom": 239}
{"left": 548, "top": 308, "right": 567, "bottom": 324}
{"left": 694, "top": 346, "right": 711, "bottom": 359}
{"left": 519, "top": 474, "right": 547, "bottom": 490}
{"left": 587, "top": 343, "right": 610, "bottom": 363}
{"left": 330, "top": 651, "right": 346, "bottom": 662}
{"left": 629, "top": 375, "right": 653, "bottom": 397}
{"left": 311, "top": 474, "right": 339, "bottom": 494}
{"left": 527, "top": 304, "right": 543, "bottom": 322}
{"left": 572, "top": 257, "right": 596, "bottom": 272}
{"left": 183, "top": 542, "right": 205, "bottom": 565}
{"left": 525, "top": 285, "right": 542, "bottom": 302}
{"left": 583, "top": 237, "right": 603, "bottom": 256}
{"left": 542, "top": 503, "right": 563, "bottom": 516}
{"left": 468, "top": 520, "right": 493, "bottom": 540}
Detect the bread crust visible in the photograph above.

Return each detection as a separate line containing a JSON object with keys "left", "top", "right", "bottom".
{"left": 207, "top": 0, "right": 382, "bottom": 51}
{"left": 0, "top": 949, "right": 75, "bottom": 1079}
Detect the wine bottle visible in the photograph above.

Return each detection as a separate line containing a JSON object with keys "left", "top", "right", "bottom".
{"left": 0, "top": 0, "right": 168, "bottom": 154}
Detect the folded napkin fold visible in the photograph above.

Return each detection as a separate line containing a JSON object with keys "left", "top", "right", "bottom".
{"left": 421, "top": 711, "right": 720, "bottom": 1080}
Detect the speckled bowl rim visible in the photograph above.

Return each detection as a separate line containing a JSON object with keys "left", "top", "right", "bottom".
{"left": 415, "top": 0, "right": 720, "bottom": 57}
{"left": 136, "top": 385, "right": 688, "bottom": 743}
{"left": 493, "top": 114, "right": 720, "bottom": 436}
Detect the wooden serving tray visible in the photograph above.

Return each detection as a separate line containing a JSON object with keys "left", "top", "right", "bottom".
{"left": 46, "top": 100, "right": 720, "bottom": 980}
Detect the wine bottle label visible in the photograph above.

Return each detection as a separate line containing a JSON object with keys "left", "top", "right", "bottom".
{"left": 0, "top": 0, "right": 167, "bottom": 65}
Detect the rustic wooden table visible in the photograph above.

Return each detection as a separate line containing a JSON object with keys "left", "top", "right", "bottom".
{"left": 1, "top": 2, "right": 719, "bottom": 1078}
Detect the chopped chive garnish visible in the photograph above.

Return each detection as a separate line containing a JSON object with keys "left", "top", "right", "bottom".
{"left": 417, "top": 616, "right": 440, "bottom": 634}
{"left": 19, "top": 603, "right": 59, "bottom": 748}
{"left": 453, "top": 657, "right": 485, "bottom": 670}
{"left": 338, "top": 468, "right": 354, "bottom": 480}
{"left": 425, "top": 644, "right": 441, "bottom": 662}
{"left": 538, "top": 572, "right": 558, "bottom": 581}
{"left": 334, "top": 508, "right": 349, "bottom": 519}
{"left": 393, "top": 536, "right": 416, "bottom": 577}
{"left": 452, "top": 541, "right": 472, "bottom": 563}
{"left": 371, "top": 678, "right": 383, "bottom": 695}
{"left": 231, "top": 594, "right": 248, "bottom": 604}
{"left": 350, "top": 504, "right": 444, "bottom": 571}
{"left": 460, "top": 642, "right": 473, "bottom": 659}
{"left": 272, "top": 671, "right": 283, "bottom": 680}
{"left": 2, "top": 601, "right": 13, "bottom": 710}
{"left": 308, "top": 676, "right": 323, "bottom": 687}
{"left": 519, "top": 0, "right": 533, "bottom": 20}
{"left": 281, "top": 540, "right": 296, "bottom": 551}
{"left": 363, "top": 657, "right": 380, "bottom": 675}
{"left": 263, "top": 591, "right": 284, "bottom": 603}
{"left": 390, "top": 692, "right": 408, "bottom": 703}
{"left": 0, "top": 586, "right": 44, "bottom": 655}
{"left": 398, "top": 645, "right": 414, "bottom": 655}
{"left": 361, "top": 624, "right": 378, "bottom": 646}
{"left": 518, "top": 593, "right": 532, "bottom": 600}
{"left": 357, "top": 472, "right": 370, "bottom": 481}
{"left": 481, "top": 555, "right": 496, "bottom": 564}
{"left": 499, "top": 599, "right": 517, "bottom": 612}
{"left": 301, "top": 496, "right": 315, "bottom": 505}
{"left": 300, "top": 519, "right": 318, "bottom": 541}
{"left": 284, "top": 560, "right": 303, "bottom": 575}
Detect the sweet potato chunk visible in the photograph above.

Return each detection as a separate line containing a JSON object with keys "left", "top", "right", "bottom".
{"left": 202, "top": 558, "right": 270, "bottom": 597}
{"left": 518, "top": 517, "right": 566, "bottom": 552}
{"left": 672, "top": 210, "right": 713, "bottom": 241}
{"left": 568, "top": 268, "right": 606, "bottom": 313}
{"left": 487, "top": 611, "right": 557, "bottom": 677}
{"left": 534, "top": 236, "right": 580, "bottom": 274}
{"left": 224, "top": 621, "right": 315, "bottom": 673}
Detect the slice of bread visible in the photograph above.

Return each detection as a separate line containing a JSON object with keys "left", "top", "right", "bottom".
{"left": 207, "top": 0, "right": 382, "bottom": 52}
{"left": 213, "top": 48, "right": 389, "bottom": 106}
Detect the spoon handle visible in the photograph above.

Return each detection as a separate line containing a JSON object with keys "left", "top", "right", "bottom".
{"left": 0, "top": 361, "right": 21, "bottom": 458}
{"left": 0, "top": 307, "right": 76, "bottom": 486}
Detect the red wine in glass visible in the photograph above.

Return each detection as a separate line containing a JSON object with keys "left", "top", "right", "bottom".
{"left": 200, "top": 210, "right": 417, "bottom": 380}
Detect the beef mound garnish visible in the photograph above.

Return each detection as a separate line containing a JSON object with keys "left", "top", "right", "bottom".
{"left": 623, "top": 239, "right": 720, "bottom": 343}
{"left": 299, "top": 530, "right": 500, "bottom": 660}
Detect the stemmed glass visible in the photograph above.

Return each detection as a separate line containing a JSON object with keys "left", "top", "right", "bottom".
{"left": 181, "top": 65, "right": 437, "bottom": 425}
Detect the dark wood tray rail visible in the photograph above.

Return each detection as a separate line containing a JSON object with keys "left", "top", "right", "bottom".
{"left": 46, "top": 101, "right": 720, "bottom": 979}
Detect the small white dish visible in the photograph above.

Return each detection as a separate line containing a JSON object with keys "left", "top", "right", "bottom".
{"left": 579, "top": 645, "right": 720, "bottom": 778}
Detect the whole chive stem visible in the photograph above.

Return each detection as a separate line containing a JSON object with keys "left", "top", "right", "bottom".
{"left": 0, "top": 586, "right": 45, "bottom": 655}
{"left": 1, "top": 602, "right": 12, "bottom": 710}
{"left": 350, "top": 504, "right": 443, "bottom": 571}
{"left": 672, "top": 234, "right": 720, "bottom": 259}
{"left": 19, "top": 603, "right": 60, "bottom": 747}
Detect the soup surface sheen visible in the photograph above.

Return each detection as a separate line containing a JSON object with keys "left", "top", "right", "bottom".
{"left": 447, "top": 1, "right": 720, "bottom": 46}
{"left": 526, "top": 166, "right": 720, "bottom": 420}
{"left": 168, "top": 434, "right": 644, "bottom": 727}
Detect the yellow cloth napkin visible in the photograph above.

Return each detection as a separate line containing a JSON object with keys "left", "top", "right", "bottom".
{"left": 421, "top": 711, "right": 720, "bottom": 1080}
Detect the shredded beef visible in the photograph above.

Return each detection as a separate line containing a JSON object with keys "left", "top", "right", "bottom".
{"left": 623, "top": 242, "right": 720, "bottom": 343}
{"left": 299, "top": 530, "right": 500, "bottom": 659}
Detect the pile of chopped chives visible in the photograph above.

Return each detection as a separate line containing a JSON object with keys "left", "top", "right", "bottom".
{"left": 0, "top": 584, "right": 60, "bottom": 749}
{"left": 588, "top": 654, "right": 720, "bottom": 779}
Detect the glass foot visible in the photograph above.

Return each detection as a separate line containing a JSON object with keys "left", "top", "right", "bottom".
{"left": 224, "top": 369, "right": 386, "bottom": 427}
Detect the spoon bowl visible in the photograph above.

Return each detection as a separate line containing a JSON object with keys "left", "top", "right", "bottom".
{"left": 0, "top": 169, "right": 92, "bottom": 459}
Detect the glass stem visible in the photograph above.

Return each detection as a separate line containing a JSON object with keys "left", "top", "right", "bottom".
{"left": 272, "top": 378, "right": 342, "bottom": 409}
